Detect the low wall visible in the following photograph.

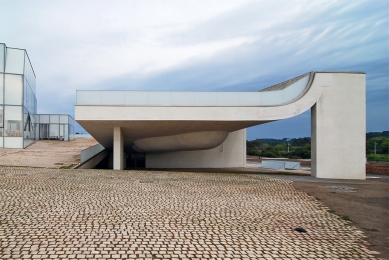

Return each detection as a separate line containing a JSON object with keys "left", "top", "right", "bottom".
{"left": 262, "top": 160, "right": 300, "bottom": 170}
{"left": 78, "top": 150, "right": 108, "bottom": 169}
{"left": 80, "top": 144, "right": 105, "bottom": 164}
{"left": 77, "top": 143, "right": 107, "bottom": 169}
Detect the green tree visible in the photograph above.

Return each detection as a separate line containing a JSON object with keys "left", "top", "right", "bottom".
{"left": 260, "top": 148, "right": 280, "bottom": 158}
{"left": 366, "top": 137, "right": 389, "bottom": 154}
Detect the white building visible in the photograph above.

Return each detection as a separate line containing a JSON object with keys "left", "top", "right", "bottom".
{"left": 76, "top": 72, "right": 366, "bottom": 179}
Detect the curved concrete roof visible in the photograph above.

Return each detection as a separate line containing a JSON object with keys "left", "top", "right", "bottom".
{"left": 75, "top": 72, "right": 347, "bottom": 152}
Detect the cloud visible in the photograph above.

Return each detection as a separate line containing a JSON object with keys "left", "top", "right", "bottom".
{"left": 1, "top": 0, "right": 388, "bottom": 136}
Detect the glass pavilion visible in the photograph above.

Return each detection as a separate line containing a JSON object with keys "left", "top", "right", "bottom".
{"left": 0, "top": 43, "right": 74, "bottom": 148}
{"left": 34, "top": 114, "right": 75, "bottom": 142}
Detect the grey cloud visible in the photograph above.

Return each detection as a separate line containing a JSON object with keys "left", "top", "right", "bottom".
{"left": 1, "top": 0, "right": 387, "bottom": 137}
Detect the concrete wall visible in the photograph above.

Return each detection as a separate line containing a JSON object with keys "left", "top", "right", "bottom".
{"left": 146, "top": 129, "right": 246, "bottom": 168}
{"left": 77, "top": 150, "right": 108, "bottom": 169}
{"left": 311, "top": 73, "right": 366, "bottom": 179}
{"left": 80, "top": 143, "right": 105, "bottom": 164}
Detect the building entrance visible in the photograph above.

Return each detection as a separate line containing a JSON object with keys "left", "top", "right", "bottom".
{"left": 126, "top": 153, "right": 145, "bottom": 168}
{"left": 39, "top": 124, "right": 49, "bottom": 140}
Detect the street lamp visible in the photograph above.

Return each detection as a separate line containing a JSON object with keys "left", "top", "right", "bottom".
{"left": 286, "top": 138, "right": 290, "bottom": 153}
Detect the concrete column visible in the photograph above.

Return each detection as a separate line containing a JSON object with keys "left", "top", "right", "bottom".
{"left": 311, "top": 73, "right": 366, "bottom": 179}
{"left": 242, "top": 128, "right": 247, "bottom": 167}
{"left": 113, "top": 126, "right": 124, "bottom": 170}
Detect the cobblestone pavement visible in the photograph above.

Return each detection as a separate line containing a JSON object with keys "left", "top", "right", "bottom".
{"left": 0, "top": 167, "right": 378, "bottom": 259}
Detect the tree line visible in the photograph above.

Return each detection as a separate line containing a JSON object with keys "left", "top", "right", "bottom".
{"left": 366, "top": 131, "right": 389, "bottom": 161}
{"left": 247, "top": 131, "right": 389, "bottom": 161}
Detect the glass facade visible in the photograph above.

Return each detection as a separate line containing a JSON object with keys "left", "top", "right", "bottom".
{"left": 34, "top": 114, "right": 74, "bottom": 141}
{"left": 0, "top": 44, "right": 36, "bottom": 148}
{"left": 0, "top": 43, "right": 73, "bottom": 148}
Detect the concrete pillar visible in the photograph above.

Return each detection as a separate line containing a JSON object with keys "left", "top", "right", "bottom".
{"left": 311, "top": 73, "right": 366, "bottom": 179}
{"left": 113, "top": 126, "right": 124, "bottom": 170}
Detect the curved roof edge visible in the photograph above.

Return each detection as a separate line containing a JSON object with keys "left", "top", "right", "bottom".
{"left": 76, "top": 72, "right": 314, "bottom": 107}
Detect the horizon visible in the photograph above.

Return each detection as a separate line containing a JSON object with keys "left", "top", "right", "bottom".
{"left": 246, "top": 130, "right": 388, "bottom": 141}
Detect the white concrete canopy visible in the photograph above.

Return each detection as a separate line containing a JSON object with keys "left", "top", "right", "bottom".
{"left": 75, "top": 72, "right": 366, "bottom": 179}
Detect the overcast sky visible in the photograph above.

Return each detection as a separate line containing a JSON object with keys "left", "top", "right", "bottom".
{"left": 1, "top": 0, "right": 388, "bottom": 139}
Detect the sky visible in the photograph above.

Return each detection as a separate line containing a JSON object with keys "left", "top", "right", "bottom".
{"left": 1, "top": 0, "right": 388, "bottom": 140}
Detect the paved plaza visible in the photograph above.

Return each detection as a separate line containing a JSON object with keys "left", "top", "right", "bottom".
{"left": 0, "top": 167, "right": 378, "bottom": 259}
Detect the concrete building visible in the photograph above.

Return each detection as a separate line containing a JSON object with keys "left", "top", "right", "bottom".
{"left": 0, "top": 43, "right": 74, "bottom": 148}
{"left": 75, "top": 72, "right": 366, "bottom": 179}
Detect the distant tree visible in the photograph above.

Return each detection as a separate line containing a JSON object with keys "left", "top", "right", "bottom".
{"left": 247, "top": 131, "right": 388, "bottom": 161}
{"left": 291, "top": 137, "right": 311, "bottom": 146}
{"left": 273, "top": 143, "right": 286, "bottom": 151}
{"left": 246, "top": 140, "right": 260, "bottom": 156}
{"left": 260, "top": 149, "right": 279, "bottom": 158}
{"left": 289, "top": 147, "right": 311, "bottom": 159}
{"left": 366, "top": 131, "right": 389, "bottom": 139}
{"left": 259, "top": 143, "right": 269, "bottom": 151}
{"left": 366, "top": 137, "right": 389, "bottom": 154}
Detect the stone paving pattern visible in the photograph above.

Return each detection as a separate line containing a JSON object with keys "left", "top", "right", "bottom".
{"left": 0, "top": 167, "right": 377, "bottom": 259}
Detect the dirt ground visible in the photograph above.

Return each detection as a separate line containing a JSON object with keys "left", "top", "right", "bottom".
{"left": 293, "top": 178, "right": 389, "bottom": 259}
{"left": 241, "top": 157, "right": 389, "bottom": 259}
{"left": 0, "top": 139, "right": 98, "bottom": 168}
{"left": 367, "top": 161, "right": 389, "bottom": 175}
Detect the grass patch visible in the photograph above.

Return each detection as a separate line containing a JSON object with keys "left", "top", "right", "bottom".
{"left": 59, "top": 164, "right": 77, "bottom": 169}
{"left": 363, "top": 227, "right": 379, "bottom": 232}
{"left": 54, "top": 163, "right": 64, "bottom": 165}
{"left": 327, "top": 209, "right": 335, "bottom": 213}
{"left": 342, "top": 215, "right": 352, "bottom": 222}
{"left": 367, "top": 154, "right": 389, "bottom": 162}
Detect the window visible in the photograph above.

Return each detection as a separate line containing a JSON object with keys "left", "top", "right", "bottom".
{"left": 4, "top": 106, "right": 22, "bottom": 137}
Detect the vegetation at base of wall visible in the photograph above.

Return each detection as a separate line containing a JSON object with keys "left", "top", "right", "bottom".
{"left": 247, "top": 131, "right": 389, "bottom": 161}
{"left": 59, "top": 164, "right": 77, "bottom": 169}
